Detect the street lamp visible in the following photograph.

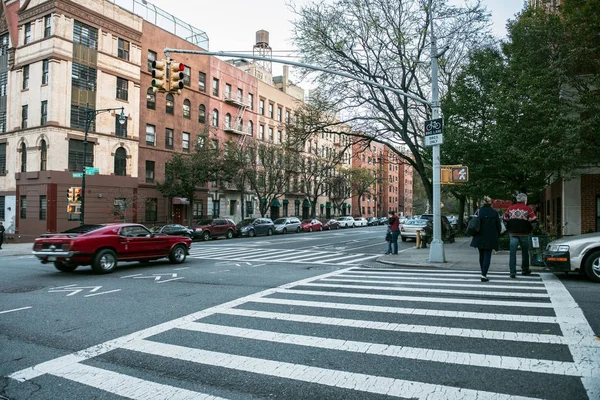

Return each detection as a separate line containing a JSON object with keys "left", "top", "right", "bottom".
{"left": 80, "top": 106, "right": 126, "bottom": 226}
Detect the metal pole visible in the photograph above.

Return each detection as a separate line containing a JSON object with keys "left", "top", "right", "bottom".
{"left": 428, "top": 2, "right": 445, "bottom": 262}
{"left": 80, "top": 106, "right": 91, "bottom": 226}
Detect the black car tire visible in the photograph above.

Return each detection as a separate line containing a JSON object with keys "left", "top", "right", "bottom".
{"left": 309, "top": 227, "right": 313, "bottom": 232}
{"left": 296, "top": 227, "right": 301, "bottom": 233}
{"left": 202, "top": 231, "right": 211, "bottom": 241}
{"left": 226, "top": 230, "right": 234, "bottom": 239}
{"left": 583, "top": 250, "right": 600, "bottom": 283}
{"left": 336, "top": 225, "right": 340, "bottom": 230}
{"left": 169, "top": 244, "right": 187, "bottom": 264}
{"left": 91, "top": 249, "right": 117, "bottom": 274}
{"left": 54, "top": 261, "right": 77, "bottom": 273}
{"left": 249, "top": 229, "right": 256, "bottom": 237}
{"left": 283, "top": 228, "right": 288, "bottom": 234}
{"left": 401, "top": 236, "right": 407, "bottom": 242}
{"left": 319, "top": 226, "right": 323, "bottom": 231}
{"left": 267, "top": 228, "right": 273, "bottom": 236}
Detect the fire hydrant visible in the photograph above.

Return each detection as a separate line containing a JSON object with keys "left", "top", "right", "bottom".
{"left": 416, "top": 230, "right": 426, "bottom": 249}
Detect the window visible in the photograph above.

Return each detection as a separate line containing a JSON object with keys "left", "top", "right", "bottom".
{"left": 22, "top": 65, "right": 29, "bottom": 90}
{"left": 248, "top": 120, "right": 254, "bottom": 136}
{"left": 72, "top": 63, "right": 97, "bottom": 91}
{"left": 38, "top": 100, "right": 48, "bottom": 125}
{"left": 20, "top": 196, "right": 27, "bottom": 220}
{"left": 268, "top": 103, "right": 274, "bottom": 118}
{"left": 197, "top": 136, "right": 206, "bottom": 148}
{"left": 225, "top": 83, "right": 232, "bottom": 99}
{"left": 259, "top": 125, "right": 264, "bottom": 140}
{"left": 285, "top": 110, "right": 290, "bottom": 124}
{"left": 212, "top": 78, "right": 219, "bottom": 96}
{"left": 116, "top": 77, "right": 128, "bottom": 100}
{"left": 144, "top": 198, "right": 157, "bottom": 222}
{"left": 193, "top": 202, "right": 203, "bottom": 219}
{"left": 165, "top": 94, "right": 174, "bottom": 114}
{"left": 237, "top": 88, "right": 243, "bottom": 102}
{"left": 165, "top": 128, "right": 174, "bottom": 149}
{"left": 212, "top": 199, "right": 220, "bottom": 218}
{"left": 268, "top": 127, "right": 273, "bottom": 142}
{"left": 597, "top": 196, "right": 600, "bottom": 232}
{"left": 277, "top": 107, "right": 282, "bottom": 122}
{"left": 145, "top": 160, "right": 155, "bottom": 183}
{"left": 225, "top": 113, "right": 231, "bottom": 129}
{"left": 40, "top": 140, "right": 47, "bottom": 171}
{"left": 198, "top": 104, "right": 206, "bottom": 123}
{"left": 0, "top": 196, "right": 4, "bottom": 219}
{"left": 114, "top": 147, "right": 126, "bottom": 176}
{"left": 0, "top": 143, "right": 5, "bottom": 175}
{"left": 40, "top": 59, "right": 49, "bottom": 84}
{"left": 21, "top": 105, "right": 28, "bottom": 129}
{"left": 145, "top": 124, "right": 155, "bottom": 146}
{"left": 259, "top": 99, "right": 265, "bottom": 115}
{"left": 183, "top": 65, "right": 190, "bottom": 86}
{"left": 146, "top": 87, "right": 155, "bottom": 109}
{"left": 115, "top": 114, "right": 127, "bottom": 137}
{"left": 210, "top": 139, "right": 218, "bottom": 152}
{"left": 117, "top": 38, "right": 129, "bottom": 61}
{"left": 20, "top": 142, "right": 27, "bottom": 172}
{"left": 0, "top": 71, "right": 7, "bottom": 97}
{"left": 24, "top": 23, "right": 31, "bottom": 44}
{"left": 68, "top": 139, "right": 93, "bottom": 172}
{"left": 212, "top": 109, "right": 219, "bottom": 127}
{"left": 183, "top": 99, "right": 191, "bottom": 119}
{"left": 198, "top": 72, "right": 206, "bottom": 92}
{"left": 182, "top": 132, "right": 190, "bottom": 152}
{"left": 147, "top": 50, "right": 156, "bottom": 72}
{"left": 73, "top": 21, "right": 98, "bottom": 49}
{"left": 277, "top": 131, "right": 282, "bottom": 143}
{"left": 44, "top": 15, "right": 52, "bottom": 37}
{"left": 38, "top": 194, "right": 47, "bottom": 220}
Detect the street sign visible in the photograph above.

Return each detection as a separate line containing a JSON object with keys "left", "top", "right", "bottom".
{"left": 451, "top": 166, "right": 469, "bottom": 183}
{"left": 72, "top": 173, "right": 83, "bottom": 178}
{"left": 84, "top": 167, "right": 99, "bottom": 175}
{"left": 424, "top": 118, "right": 443, "bottom": 146}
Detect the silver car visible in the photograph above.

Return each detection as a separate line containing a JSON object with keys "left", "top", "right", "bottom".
{"left": 273, "top": 217, "right": 302, "bottom": 234}
{"left": 400, "top": 219, "right": 429, "bottom": 242}
{"left": 543, "top": 232, "right": 600, "bottom": 283}
{"left": 336, "top": 216, "right": 355, "bottom": 228}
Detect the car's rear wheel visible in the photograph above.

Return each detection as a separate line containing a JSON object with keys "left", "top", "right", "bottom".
{"left": 401, "top": 236, "right": 407, "bottom": 242}
{"left": 54, "top": 262, "right": 77, "bottom": 273}
{"left": 267, "top": 228, "right": 273, "bottom": 236}
{"left": 296, "top": 227, "right": 301, "bottom": 233}
{"left": 225, "top": 230, "right": 234, "bottom": 239}
{"left": 319, "top": 226, "right": 323, "bottom": 231}
{"left": 583, "top": 250, "right": 600, "bottom": 283}
{"left": 249, "top": 229, "right": 256, "bottom": 237}
{"left": 283, "top": 228, "right": 288, "bottom": 234}
{"left": 309, "top": 227, "right": 313, "bottom": 232}
{"left": 92, "top": 249, "right": 117, "bottom": 274}
{"left": 202, "top": 231, "right": 211, "bottom": 241}
{"left": 169, "top": 244, "right": 187, "bottom": 264}
{"left": 336, "top": 225, "right": 340, "bottom": 230}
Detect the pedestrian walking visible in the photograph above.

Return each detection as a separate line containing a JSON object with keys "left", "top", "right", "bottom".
{"left": 470, "top": 196, "right": 502, "bottom": 282}
{"left": 0, "top": 221, "right": 5, "bottom": 249}
{"left": 503, "top": 192, "right": 537, "bottom": 278}
{"left": 385, "top": 211, "right": 400, "bottom": 255}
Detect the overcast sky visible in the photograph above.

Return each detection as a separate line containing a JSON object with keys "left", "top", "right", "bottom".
{"left": 145, "top": 0, "right": 526, "bottom": 76}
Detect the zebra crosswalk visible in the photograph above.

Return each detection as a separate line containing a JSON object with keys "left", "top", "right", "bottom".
{"left": 9, "top": 267, "right": 600, "bottom": 399}
{"left": 188, "top": 245, "right": 380, "bottom": 265}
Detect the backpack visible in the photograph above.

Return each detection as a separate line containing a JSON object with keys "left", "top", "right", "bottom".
{"left": 465, "top": 213, "right": 481, "bottom": 237}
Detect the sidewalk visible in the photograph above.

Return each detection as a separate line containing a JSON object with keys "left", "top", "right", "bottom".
{"left": 0, "top": 242, "right": 34, "bottom": 257}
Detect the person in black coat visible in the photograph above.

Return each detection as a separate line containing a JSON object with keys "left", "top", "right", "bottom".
{"left": 470, "top": 196, "right": 502, "bottom": 282}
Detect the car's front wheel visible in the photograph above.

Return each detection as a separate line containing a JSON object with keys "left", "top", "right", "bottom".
{"left": 583, "top": 250, "right": 600, "bottom": 283}
{"left": 296, "top": 227, "right": 301, "bottom": 233}
{"left": 202, "top": 231, "right": 211, "bottom": 241}
{"left": 169, "top": 244, "right": 187, "bottom": 264}
{"left": 54, "top": 261, "right": 77, "bottom": 273}
{"left": 225, "top": 230, "right": 234, "bottom": 239}
{"left": 267, "top": 228, "right": 273, "bottom": 236}
{"left": 92, "top": 249, "right": 117, "bottom": 274}
{"left": 309, "top": 227, "right": 313, "bottom": 232}
{"left": 401, "top": 236, "right": 407, "bottom": 242}
{"left": 283, "top": 228, "right": 288, "bottom": 234}
{"left": 319, "top": 226, "right": 323, "bottom": 231}
{"left": 248, "top": 229, "right": 256, "bottom": 237}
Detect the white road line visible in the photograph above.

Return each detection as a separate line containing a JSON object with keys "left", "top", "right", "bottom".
{"left": 312, "top": 253, "right": 366, "bottom": 264}
{"left": 0, "top": 306, "right": 32, "bottom": 315}
{"left": 340, "top": 273, "right": 545, "bottom": 284}
{"left": 181, "top": 321, "right": 580, "bottom": 376}
{"left": 349, "top": 268, "right": 541, "bottom": 279}
{"left": 121, "top": 274, "right": 143, "bottom": 279}
{"left": 209, "top": 270, "right": 230, "bottom": 274}
{"left": 250, "top": 297, "right": 557, "bottom": 323}
{"left": 122, "top": 339, "right": 541, "bottom": 400}
{"left": 173, "top": 267, "right": 189, "bottom": 271}
{"left": 156, "top": 277, "right": 185, "bottom": 284}
{"left": 278, "top": 288, "right": 555, "bottom": 308}
{"left": 218, "top": 308, "right": 567, "bottom": 344}
{"left": 322, "top": 277, "right": 547, "bottom": 291}
{"left": 84, "top": 289, "right": 121, "bottom": 297}
{"left": 542, "top": 273, "right": 600, "bottom": 399}
{"left": 48, "top": 362, "right": 221, "bottom": 400}
{"left": 9, "top": 266, "right": 356, "bottom": 382}
{"left": 303, "top": 282, "right": 550, "bottom": 298}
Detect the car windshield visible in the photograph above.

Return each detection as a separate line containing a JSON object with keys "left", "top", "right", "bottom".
{"left": 407, "top": 220, "right": 427, "bottom": 226}
{"left": 336, "top": 217, "right": 347, "bottom": 221}
{"left": 273, "top": 218, "right": 287, "bottom": 225}
{"left": 238, "top": 219, "right": 256, "bottom": 227}
{"left": 62, "top": 224, "right": 104, "bottom": 234}
{"left": 196, "top": 219, "right": 214, "bottom": 226}
{"left": 302, "top": 219, "right": 313, "bottom": 223}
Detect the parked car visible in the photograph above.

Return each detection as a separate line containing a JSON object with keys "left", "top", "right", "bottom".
{"left": 273, "top": 217, "right": 302, "bottom": 234}
{"left": 354, "top": 217, "right": 368, "bottom": 227}
{"left": 543, "top": 232, "right": 600, "bottom": 283}
{"left": 320, "top": 219, "right": 341, "bottom": 230}
{"left": 301, "top": 218, "right": 324, "bottom": 232}
{"left": 400, "top": 219, "right": 429, "bottom": 242}
{"left": 378, "top": 216, "right": 389, "bottom": 225}
{"left": 236, "top": 218, "right": 275, "bottom": 237}
{"left": 418, "top": 214, "right": 456, "bottom": 243}
{"left": 151, "top": 224, "right": 193, "bottom": 239}
{"left": 336, "top": 216, "right": 355, "bottom": 228}
{"left": 367, "top": 217, "right": 379, "bottom": 226}
{"left": 32, "top": 223, "right": 191, "bottom": 274}
{"left": 190, "top": 218, "right": 236, "bottom": 241}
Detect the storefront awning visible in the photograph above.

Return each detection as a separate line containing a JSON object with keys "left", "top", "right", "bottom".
{"left": 283, "top": 199, "right": 289, "bottom": 205}
{"left": 272, "top": 199, "right": 281, "bottom": 207}
{"left": 302, "top": 199, "right": 311, "bottom": 207}
{"left": 326, "top": 202, "right": 332, "bottom": 209}
{"left": 172, "top": 197, "right": 189, "bottom": 205}
{"left": 295, "top": 199, "right": 301, "bottom": 205}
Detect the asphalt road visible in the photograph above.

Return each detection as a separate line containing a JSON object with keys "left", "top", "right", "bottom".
{"left": 1, "top": 226, "right": 599, "bottom": 399}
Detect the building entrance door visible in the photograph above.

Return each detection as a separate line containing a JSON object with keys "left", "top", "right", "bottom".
{"left": 173, "top": 205, "right": 184, "bottom": 225}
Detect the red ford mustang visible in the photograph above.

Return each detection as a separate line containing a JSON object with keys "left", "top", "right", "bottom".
{"left": 32, "top": 223, "right": 192, "bottom": 274}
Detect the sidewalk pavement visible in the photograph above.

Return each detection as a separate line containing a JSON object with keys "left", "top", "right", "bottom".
{"left": 0, "top": 241, "right": 34, "bottom": 257}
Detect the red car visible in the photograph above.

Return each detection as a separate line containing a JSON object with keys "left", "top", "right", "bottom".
{"left": 32, "top": 223, "right": 192, "bottom": 274}
{"left": 301, "top": 219, "right": 324, "bottom": 232}
{"left": 190, "top": 218, "right": 237, "bottom": 241}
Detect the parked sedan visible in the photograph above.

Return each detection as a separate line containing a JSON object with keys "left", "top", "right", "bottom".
{"left": 336, "top": 216, "right": 355, "bottom": 228}
{"left": 320, "top": 219, "right": 341, "bottom": 230}
{"left": 301, "top": 219, "right": 324, "bottom": 232}
{"left": 354, "top": 217, "right": 368, "bottom": 227}
{"left": 543, "top": 232, "right": 600, "bottom": 283}
{"left": 378, "top": 216, "right": 389, "bottom": 225}
{"left": 273, "top": 217, "right": 302, "bottom": 234}
{"left": 367, "top": 217, "right": 379, "bottom": 226}
{"left": 236, "top": 218, "right": 275, "bottom": 237}
{"left": 151, "top": 224, "right": 193, "bottom": 238}
{"left": 400, "top": 219, "right": 429, "bottom": 242}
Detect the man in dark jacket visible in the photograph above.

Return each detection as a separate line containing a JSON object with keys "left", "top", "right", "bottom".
{"left": 470, "top": 196, "right": 502, "bottom": 281}
{"left": 503, "top": 193, "right": 537, "bottom": 278}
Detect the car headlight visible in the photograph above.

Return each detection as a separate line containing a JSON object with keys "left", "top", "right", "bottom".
{"left": 547, "top": 244, "right": 569, "bottom": 252}
{"left": 195, "top": 228, "right": 202, "bottom": 232}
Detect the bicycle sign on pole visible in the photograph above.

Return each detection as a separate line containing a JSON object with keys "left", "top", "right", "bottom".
{"left": 424, "top": 118, "right": 443, "bottom": 146}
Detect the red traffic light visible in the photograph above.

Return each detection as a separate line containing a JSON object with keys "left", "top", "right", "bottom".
{"left": 173, "top": 62, "right": 184, "bottom": 72}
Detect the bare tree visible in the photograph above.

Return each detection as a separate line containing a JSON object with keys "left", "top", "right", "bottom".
{"left": 347, "top": 167, "right": 377, "bottom": 217}
{"left": 101, "top": 187, "right": 147, "bottom": 223}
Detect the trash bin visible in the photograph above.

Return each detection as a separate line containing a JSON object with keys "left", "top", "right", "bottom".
{"left": 529, "top": 235, "right": 551, "bottom": 267}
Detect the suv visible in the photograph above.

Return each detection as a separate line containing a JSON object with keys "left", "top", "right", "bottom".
{"left": 336, "top": 216, "right": 355, "bottom": 228}
{"left": 191, "top": 218, "right": 236, "bottom": 241}
{"left": 418, "top": 214, "right": 455, "bottom": 243}
{"left": 273, "top": 217, "right": 302, "bottom": 234}
{"left": 236, "top": 218, "right": 275, "bottom": 237}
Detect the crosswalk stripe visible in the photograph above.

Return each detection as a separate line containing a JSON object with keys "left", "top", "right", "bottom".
{"left": 189, "top": 248, "right": 372, "bottom": 265}
{"left": 122, "top": 339, "right": 541, "bottom": 400}
{"left": 278, "top": 288, "right": 555, "bottom": 308}
{"left": 349, "top": 269, "right": 542, "bottom": 279}
{"left": 181, "top": 321, "right": 579, "bottom": 376}
{"left": 303, "top": 282, "right": 550, "bottom": 298}
{"left": 250, "top": 297, "right": 557, "bottom": 323}
{"left": 337, "top": 254, "right": 380, "bottom": 264}
{"left": 312, "top": 253, "right": 367, "bottom": 263}
{"left": 47, "top": 362, "right": 220, "bottom": 400}
{"left": 322, "top": 277, "right": 547, "bottom": 291}
{"left": 245, "top": 249, "right": 301, "bottom": 260}
{"left": 217, "top": 308, "right": 567, "bottom": 344}
{"left": 340, "top": 272, "right": 546, "bottom": 284}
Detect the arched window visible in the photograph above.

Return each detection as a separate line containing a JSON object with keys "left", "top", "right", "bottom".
{"left": 165, "top": 94, "right": 174, "bottom": 115}
{"left": 114, "top": 147, "right": 127, "bottom": 176}
{"left": 183, "top": 99, "right": 191, "bottom": 119}
{"left": 198, "top": 104, "right": 206, "bottom": 123}
{"left": 20, "top": 142, "right": 27, "bottom": 172}
{"left": 212, "top": 109, "right": 219, "bottom": 127}
{"left": 40, "top": 139, "right": 47, "bottom": 171}
{"left": 146, "top": 87, "right": 156, "bottom": 110}
{"left": 248, "top": 120, "right": 253, "bottom": 136}
{"left": 225, "top": 113, "right": 231, "bottom": 129}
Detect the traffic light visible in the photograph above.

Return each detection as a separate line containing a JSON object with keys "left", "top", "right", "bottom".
{"left": 67, "top": 188, "right": 74, "bottom": 201}
{"left": 169, "top": 62, "right": 185, "bottom": 94}
{"left": 75, "top": 188, "right": 82, "bottom": 202}
{"left": 151, "top": 60, "right": 168, "bottom": 92}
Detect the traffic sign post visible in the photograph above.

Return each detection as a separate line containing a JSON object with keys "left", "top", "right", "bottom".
{"left": 424, "top": 118, "right": 443, "bottom": 146}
